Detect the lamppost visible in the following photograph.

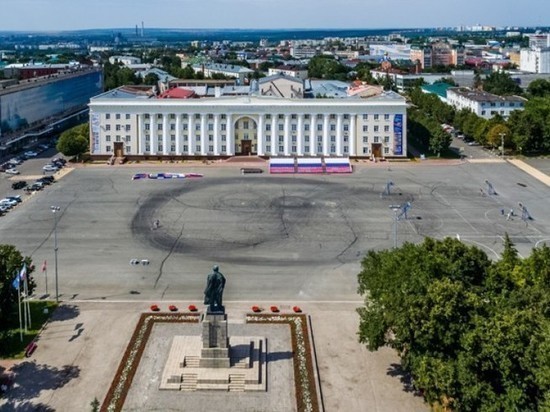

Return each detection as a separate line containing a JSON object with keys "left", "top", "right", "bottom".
{"left": 51, "top": 206, "right": 60, "bottom": 302}
{"left": 499, "top": 132, "right": 506, "bottom": 158}
{"left": 389, "top": 205, "right": 401, "bottom": 248}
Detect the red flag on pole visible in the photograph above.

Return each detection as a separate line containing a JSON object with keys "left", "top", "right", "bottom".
{"left": 42, "top": 260, "right": 47, "bottom": 272}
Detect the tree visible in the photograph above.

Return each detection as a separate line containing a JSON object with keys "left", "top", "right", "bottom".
{"left": 143, "top": 73, "right": 159, "bottom": 86}
{"left": 0, "top": 245, "right": 35, "bottom": 328}
{"left": 527, "top": 79, "right": 550, "bottom": 98}
{"left": 486, "top": 124, "right": 511, "bottom": 148}
{"left": 57, "top": 123, "right": 89, "bottom": 159}
{"left": 357, "top": 237, "right": 550, "bottom": 410}
{"left": 482, "top": 71, "right": 522, "bottom": 96}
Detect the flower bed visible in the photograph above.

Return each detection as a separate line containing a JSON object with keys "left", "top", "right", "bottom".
{"left": 150, "top": 304, "right": 160, "bottom": 312}
{"left": 247, "top": 314, "right": 319, "bottom": 412}
{"left": 270, "top": 305, "right": 279, "bottom": 313}
{"left": 188, "top": 304, "right": 198, "bottom": 312}
{"left": 168, "top": 305, "right": 178, "bottom": 312}
{"left": 251, "top": 305, "right": 262, "bottom": 313}
{"left": 101, "top": 313, "right": 200, "bottom": 412}
{"left": 293, "top": 306, "right": 302, "bottom": 313}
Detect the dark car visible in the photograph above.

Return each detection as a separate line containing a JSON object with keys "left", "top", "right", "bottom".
{"left": 11, "top": 181, "right": 27, "bottom": 190}
{"left": 39, "top": 175, "right": 55, "bottom": 183}
{"left": 36, "top": 177, "right": 52, "bottom": 185}
{"left": 26, "top": 183, "right": 43, "bottom": 192}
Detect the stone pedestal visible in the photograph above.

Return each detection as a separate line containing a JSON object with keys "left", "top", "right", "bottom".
{"left": 200, "top": 313, "right": 230, "bottom": 368}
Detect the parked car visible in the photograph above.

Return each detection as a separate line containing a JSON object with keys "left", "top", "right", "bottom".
{"left": 11, "top": 181, "right": 27, "bottom": 190}
{"left": 26, "top": 182, "right": 44, "bottom": 192}
{"left": 8, "top": 158, "right": 22, "bottom": 166}
{"left": 42, "top": 164, "right": 59, "bottom": 172}
{"left": 0, "top": 198, "right": 17, "bottom": 208}
{"left": 52, "top": 157, "right": 66, "bottom": 165}
{"left": 40, "top": 175, "right": 55, "bottom": 183}
{"left": 36, "top": 177, "right": 52, "bottom": 185}
{"left": 5, "top": 168, "right": 20, "bottom": 175}
{"left": 24, "top": 151, "right": 38, "bottom": 157}
{"left": 5, "top": 195, "right": 22, "bottom": 203}
{"left": 0, "top": 205, "right": 10, "bottom": 214}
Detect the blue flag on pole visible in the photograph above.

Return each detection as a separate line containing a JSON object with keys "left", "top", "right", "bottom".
{"left": 12, "top": 263, "right": 27, "bottom": 290}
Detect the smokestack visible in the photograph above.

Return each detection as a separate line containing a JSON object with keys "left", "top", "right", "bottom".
{"left": 141, "top": 21, "right": 144, "bottom": 37}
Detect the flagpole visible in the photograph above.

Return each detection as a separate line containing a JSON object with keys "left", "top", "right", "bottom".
{"left": 43, "top": 260, "right": 48, "bottom": 295}
{"left": 17, "top": 278, "right": 23, "bottom": 342}
{"left": 24, "top": 267, "right": 31, "bottom": 329}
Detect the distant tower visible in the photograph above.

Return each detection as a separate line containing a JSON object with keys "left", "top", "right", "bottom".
{"left": 141, "top": 21, "right": 144, "bottom": 37}
{"left": 135, "top": 25, "right": 138, "bottom": 37}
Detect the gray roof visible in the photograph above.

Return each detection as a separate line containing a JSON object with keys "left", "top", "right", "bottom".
{"left": 448, "top": 87, "right": 526, "bottom": 103}
{"left": 259, "top": 74, "right": 304, "bottom": 85}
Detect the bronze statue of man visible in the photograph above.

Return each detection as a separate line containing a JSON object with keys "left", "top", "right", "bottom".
{"left": 204, "top": 265, "right": 226, "bottom": 312}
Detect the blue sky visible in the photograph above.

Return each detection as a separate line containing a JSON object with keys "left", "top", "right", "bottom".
{"left": 1, "top": 0, "right": 548, "bottom": 31}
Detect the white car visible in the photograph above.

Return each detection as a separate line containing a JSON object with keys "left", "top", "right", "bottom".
{"left": 0, "top": 198, "right": 17, "bottom": 208}
{"left": 24, "top": 151, "right": 38, "bottom": 157}
{"left": 5, "top": 168, "right": 20, "bottom": 175}
{"left": 42, "top": 164, "right": 59, "bottom": 172}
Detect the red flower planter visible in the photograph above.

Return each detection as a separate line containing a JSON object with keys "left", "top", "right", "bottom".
{"left": 169, "top": 305, "right": 178, "bottom": 312}
{"left": 270, "top": 305, "right": 279, "bottom": 313}
{"left": 251, "top": 305, "right": 261, "bottom": 313}
{"left": 293, "top": 306, "right": 302, "bottom": 313}
{"left": 188, "top": 305, "right": 198, "bottom": 312}
{"left": 150, "top": 304, "right": 160, "bottom": 312}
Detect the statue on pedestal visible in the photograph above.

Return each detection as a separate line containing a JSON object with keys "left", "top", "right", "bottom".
{"left": 204, "top": 265, "right": 226, "bottom": 313}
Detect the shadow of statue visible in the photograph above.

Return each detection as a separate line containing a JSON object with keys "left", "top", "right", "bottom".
{"left": 266, "top": 351, "right": 293, "bottom": 362}
{"left": 50, "top": 305, "right": 80, "bottom": 322}
{"left": 5, "top": 362, "right": 80, "bottom": 402}
{"left": 0, "top": 400, "right": 56, "bottom": 412}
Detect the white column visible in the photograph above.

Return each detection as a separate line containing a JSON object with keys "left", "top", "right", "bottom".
{"left": 187, "top": 114, "right": 194, "bottom": 155}
{"left": 350, "top": 114, "right": 356, "bottom": 156}
{"left": 200, "top": 114, "right": 207, "bottom": 155}
{"left": 284, "top": 114, "right": 290, "bottom": 156}
{"left": 336, "top": 114, "right": 343, "bottom": 156}
{"left": 162, "top": 114, "right": 169, "bottom": 155}
{"left": 257, "top": 114, "right": 264, "bottom": 156}
{"left": 271, "top": 115, "right": 277, "bottom": 156}
{"left": 150, "top": 113, "right": 157, "bottom": 155}
{"left": 214, "top": 114, "right": 220, "bottom": 155}
{"left": 323, "top": 114, "right": 329, "bottom": 156}
{"left": 138, "top": 114, "right": 146, "bottom": 155}
{"left": 310, "top": 115, "right": 316, "bottom": 156}
{"left": 297, "top": 114, "right": 304, "bottom": 156}
{"left": 175, "top": 114, "right": 182, "bottom": 155}
{"left": 226, "top": 115, "right": 233, "bottom": 155}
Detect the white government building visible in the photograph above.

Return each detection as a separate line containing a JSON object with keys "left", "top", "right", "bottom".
{"left": 88, "top": 76, "right": 407, "bottom": 159}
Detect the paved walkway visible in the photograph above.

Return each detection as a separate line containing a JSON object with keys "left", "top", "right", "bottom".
{"left": 507, "top": 159, "right": 550, "bottom": 187}
{"left": 0, "top": 301, "right": 427, "bottom": 412}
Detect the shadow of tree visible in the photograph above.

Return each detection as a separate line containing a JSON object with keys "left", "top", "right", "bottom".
{"left": 387, "top": 363, "right": 423, "bottom": 397}
{"left": 50, "top": 305, "right": 80, "bottom": 322}
{"left": 0, "top": 400, "right": 56, "bottom": 411}
{"left": 5, "top": 362, "right": 80, "bottom": 402}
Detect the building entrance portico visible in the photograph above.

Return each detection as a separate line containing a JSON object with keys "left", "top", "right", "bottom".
{"left": 233, "top": 116, "right": 257, "bottom": 155}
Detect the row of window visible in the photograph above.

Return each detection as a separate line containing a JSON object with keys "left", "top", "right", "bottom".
{"left": 138, "top": 134, "right": 393, "bottom": 144}
{"left": 105, "top": 144, "right": 391, "bottom": 155}
{"left": 105, "top": 113, "right": 393, "bottom": 121}
{"left": 135, "top": 122, "right": 392, "bottom": 133}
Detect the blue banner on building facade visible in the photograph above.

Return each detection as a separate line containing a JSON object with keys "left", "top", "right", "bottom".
{"left": 393, "top": 114, "right": 403, "bottom": 155}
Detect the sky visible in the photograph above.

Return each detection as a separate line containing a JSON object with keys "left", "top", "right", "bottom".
{"left": 0, "top": 0, "right": 548, "bottom": 31}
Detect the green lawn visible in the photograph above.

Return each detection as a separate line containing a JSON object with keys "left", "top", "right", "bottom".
{"left": 0, "top": 300, "right": 58, "bottom": 359}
